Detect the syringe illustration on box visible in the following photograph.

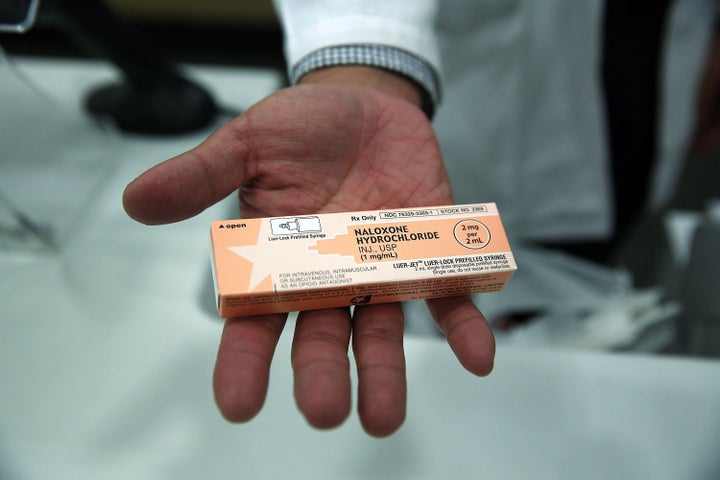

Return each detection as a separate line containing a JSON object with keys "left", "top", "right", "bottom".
{"left": 270, "top": 216, "right": 322, "bottom": 235}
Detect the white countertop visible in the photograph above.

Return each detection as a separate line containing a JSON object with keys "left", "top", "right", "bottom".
{"left": 1, "top": 57, "right": 719, "bottom": 480}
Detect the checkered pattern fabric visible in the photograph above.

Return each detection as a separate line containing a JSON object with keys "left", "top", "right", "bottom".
{"left": 291, "top": 44, "right": 440, "bottom": 118}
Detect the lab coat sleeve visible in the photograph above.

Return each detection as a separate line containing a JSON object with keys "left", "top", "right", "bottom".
{"left": 271, "top": 0, "right": 441, "bottom": 73}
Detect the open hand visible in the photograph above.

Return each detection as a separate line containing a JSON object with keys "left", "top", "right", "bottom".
{"left": 123, "top": 83, "right": 495, "bottom": 436}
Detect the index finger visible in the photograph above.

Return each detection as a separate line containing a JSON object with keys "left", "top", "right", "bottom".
{"left": 213, "top": 313, "right": 287, "bottom": 422}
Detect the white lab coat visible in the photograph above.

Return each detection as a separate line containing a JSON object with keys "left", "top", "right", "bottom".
{"left": 272, "top": 0, "right": 441, "bottom": 71}
{"left": 273, "top": 0, "right": 716, "bottom": 319}
{"left": 436, "top": 0, "right": 716, "bottom": 242}
{"left": 274, "top": 0, "right": 714, "bottom": 239}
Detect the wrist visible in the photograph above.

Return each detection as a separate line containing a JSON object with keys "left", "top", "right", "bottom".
{"left": 299, "top": 66, "right": 424, "bottom": 109}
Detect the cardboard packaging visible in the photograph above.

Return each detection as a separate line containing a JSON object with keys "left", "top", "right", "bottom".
{"left": 210, "top": 203, "right": 516, "bottom": 317}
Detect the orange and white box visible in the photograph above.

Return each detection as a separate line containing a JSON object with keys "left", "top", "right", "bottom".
{"left": 210, "top": 203, "right": 517, "bottom": 317}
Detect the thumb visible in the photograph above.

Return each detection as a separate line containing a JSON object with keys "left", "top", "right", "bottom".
{"left": 123, "top": 118, "right": 252, "bottom": 225}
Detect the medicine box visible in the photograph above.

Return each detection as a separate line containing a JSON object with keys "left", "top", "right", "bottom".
{"left": 210, "top": 203, "right": 516, "bottom": 317}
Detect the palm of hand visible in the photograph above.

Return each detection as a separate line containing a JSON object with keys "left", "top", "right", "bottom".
{"left": 123, "top": 84, "right": 451, "bottom": 224}
{"left": 229, "top": 84, "right": 453, "bottom": 218}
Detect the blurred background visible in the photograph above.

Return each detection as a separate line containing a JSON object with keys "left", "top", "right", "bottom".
{"left": 1, "top": 1, "right": 719, "bottom": 479}
{"left": 1, "top": 0, "right": 283, "bottom": 67}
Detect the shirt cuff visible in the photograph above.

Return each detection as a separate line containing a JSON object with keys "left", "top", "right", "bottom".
{"left": 290, "top": 44, "right": 440, "bottom": 119}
